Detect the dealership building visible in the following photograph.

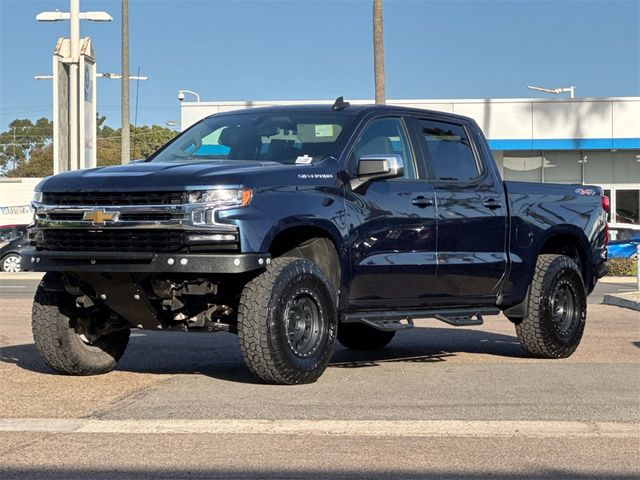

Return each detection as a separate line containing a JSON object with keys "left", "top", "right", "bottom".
{"left": 181, "top": 96, "right": 640, "bottom": 225}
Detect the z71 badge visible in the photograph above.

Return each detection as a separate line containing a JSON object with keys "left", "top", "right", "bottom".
{"left": 575, "top": 188, "right": 597, "bottom": 196}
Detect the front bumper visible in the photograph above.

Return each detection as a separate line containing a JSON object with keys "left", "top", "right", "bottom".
{"left": 21, "top": 249, "right": 271, "bottom": 274}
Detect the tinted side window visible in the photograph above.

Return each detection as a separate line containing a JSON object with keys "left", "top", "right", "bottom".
{"left": 350, "top": 117, "right": 416, "bottom": 180}
{"left": 418, "top": 119, "right": 480, "bottom": 181}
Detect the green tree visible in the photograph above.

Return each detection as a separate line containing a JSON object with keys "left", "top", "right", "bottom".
{"left": 11, "top": 144, "right": 54, "bottom": 177}
{"left": 96, "top": 115, "right": 122, "bottom": 167}
{"left": 0, "top": 115, "right": 177, "bottom": 176}
{"left": 131, "top": 125, "right": 177, "bottom": 158}
{"left": 0, "top": 118, "right": 53, "bottom": 175}
{"left": 96, "top": 122, "right": 177, "bottom": 167}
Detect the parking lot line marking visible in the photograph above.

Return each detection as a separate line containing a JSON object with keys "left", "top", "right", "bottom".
{"left": 0, "top": 419, "right": 637, "bottom": 438}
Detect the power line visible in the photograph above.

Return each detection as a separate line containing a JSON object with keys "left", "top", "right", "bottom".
{"left": 0, "top": 142, "right": 52, "bottom": 147}
{"left": 0, "top": 129, "right": 174, "bottom": 147}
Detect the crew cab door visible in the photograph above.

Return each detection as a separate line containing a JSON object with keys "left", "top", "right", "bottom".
{"left": 346, "top": 116, "right": 439, "bottom": 309}
{"left": 410, "top": 116, "right": 508, "bottom": 303}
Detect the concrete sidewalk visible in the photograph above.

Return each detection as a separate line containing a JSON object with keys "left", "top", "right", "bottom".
{"left": 599, "top": 276, "right": 638, "bottom": 284}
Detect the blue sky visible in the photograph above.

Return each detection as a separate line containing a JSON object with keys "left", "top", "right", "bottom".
{"left": 1, "top": 0, "right": 639, "bottom": 131}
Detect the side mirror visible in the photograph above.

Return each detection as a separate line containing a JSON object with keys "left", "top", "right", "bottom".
{"left": 352, "top": 154, "right": 404, "bottom": 190}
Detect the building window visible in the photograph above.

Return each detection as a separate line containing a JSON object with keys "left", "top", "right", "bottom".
{"left": 614, "top": 189, "right": 639, "bottom": 225}
{"left": 585, "top": 151, "right": 640, "bottom": 185}
{"left": 543, "top": 152, "right": 582, "bottom": 184}
{"left": 502, "top": 152, "right": 542, "bottom": 182}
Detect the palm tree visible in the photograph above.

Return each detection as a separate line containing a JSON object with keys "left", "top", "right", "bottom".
{"left": 373, "top": 0, "right": 385, "bottom": 104}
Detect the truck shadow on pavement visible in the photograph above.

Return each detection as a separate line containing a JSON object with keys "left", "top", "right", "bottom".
{"left": 330, "top": 326, "right": 527, "bottom": 369}
{"left": 0, "top": 326, "right": 527, "bottom": 381}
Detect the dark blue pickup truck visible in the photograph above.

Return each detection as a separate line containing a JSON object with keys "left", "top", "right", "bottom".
{"left": 25, "top": 99, "right": 608, "bottom": 384}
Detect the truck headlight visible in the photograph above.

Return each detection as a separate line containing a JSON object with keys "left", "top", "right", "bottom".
{"left": 189, "top": 188, "right": 252, "bottom": 227}
{"left": 33, "top": 191, "right": 43, "bottom": 204}
{"left": 187, "top": 188, "right": 252, "bottom": 207}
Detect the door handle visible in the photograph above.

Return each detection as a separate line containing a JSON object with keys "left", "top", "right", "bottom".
{"left": 412, "top": 196, "right": 434, "bottom": 208}
{"left": 482, "top": 198, "right": 503, "bottom": 210}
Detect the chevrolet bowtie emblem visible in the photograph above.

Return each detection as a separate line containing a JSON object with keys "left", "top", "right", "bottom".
{"left": 83, "top": 209, "right": 118, "bottom": 225}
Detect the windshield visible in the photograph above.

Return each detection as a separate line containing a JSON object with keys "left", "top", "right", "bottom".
{"left": 0, "top": 226, "right": 25, "bottom": 242}
{"left": 151, "top": 111, "right": 356, "bottom": 164}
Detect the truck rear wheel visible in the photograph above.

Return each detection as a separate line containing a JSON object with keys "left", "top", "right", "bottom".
{"left": 338, "top": 323, "right": 396, "bottom": 350}
{"left": 237, "top": 258, "right": 337, "bottom": 384}
{"left": 515, "top": 254, "right": 586, "bottom": 358}
{"left": 32, "top": 273, "right": 130, "bottom": 375}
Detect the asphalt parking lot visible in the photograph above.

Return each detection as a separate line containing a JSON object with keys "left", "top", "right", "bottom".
{"left": 1, "top": 274, "right": 638, "bottom": 479}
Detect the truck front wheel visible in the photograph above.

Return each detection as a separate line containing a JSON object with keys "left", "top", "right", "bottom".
{"left": 237, "top": 258, "right": 337, "bottom": 384}
{"left": 515, "top": 254, "right": 587, "bottom": 358}
{"left": 32, "top": 273, "right": 130, "bottom": 375}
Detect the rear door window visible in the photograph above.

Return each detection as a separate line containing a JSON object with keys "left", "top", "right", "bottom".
{"left": 416, "top": 119, "right": 481, "bottom": 182}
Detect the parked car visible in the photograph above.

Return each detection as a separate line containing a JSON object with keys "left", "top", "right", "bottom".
{"left": 607, "top": 223, "right": 640, "bottom": 259}
{"left": 0, "top": 224, "right": 29, "bottom": 272}
{"left": 24, "top": 101, "right": 608, "bottom": 384}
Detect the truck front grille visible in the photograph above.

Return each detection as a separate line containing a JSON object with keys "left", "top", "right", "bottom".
{"left": 46, "top": 212, "right": 174, "bottom": 222}
{"left": 43, "top": 229, "right": 185, "bottom": 253}
{"left": 42, "top": 191, "right": 186, "bottom": 206}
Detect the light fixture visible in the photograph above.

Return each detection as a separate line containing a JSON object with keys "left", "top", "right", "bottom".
{"left": 178, "top": 89, "right": 200, "bottom": 102}
{"left": 36, "top": 11, "right": 113, "bottom": 22}
{"left": 527, "top": 85, "right": 576, "bottom": 99}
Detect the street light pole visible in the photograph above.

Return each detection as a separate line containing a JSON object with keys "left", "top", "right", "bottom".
{"left": 69, "top": 0, "right": 80, "bottom": 170}
{"left": 36, "top": 1, "right": 112, "bottom": 172}
{"left": 121, "top": 0, "right": 130, "bottom": 165}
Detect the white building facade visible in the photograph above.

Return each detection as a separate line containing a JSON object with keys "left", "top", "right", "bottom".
{"left": 181, "top": 97, "right": 640, "bottom": 225}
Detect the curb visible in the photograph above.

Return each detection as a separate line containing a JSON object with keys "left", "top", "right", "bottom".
{"left": 0, "top": 272, "right": 44, "bottom": 280}
{"left": 603, "top": 292, "right": 640, "bottom": 312}
{"left": 600, "top": 276, "right": 637, "bottom": 284}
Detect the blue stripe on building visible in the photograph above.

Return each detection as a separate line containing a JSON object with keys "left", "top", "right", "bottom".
{"left": 487, "top": 138, "right": 640, "bottom": 151}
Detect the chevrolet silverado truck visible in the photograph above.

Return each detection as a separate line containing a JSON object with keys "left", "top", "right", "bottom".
{"left": 24, "top": 99, "right": 608, "bottom": 384}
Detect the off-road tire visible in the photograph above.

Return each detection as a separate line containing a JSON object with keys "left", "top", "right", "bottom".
{"left": 32, "top": 273, "right": 130, "bottom": 375}
{"left": 338, "top": 323, "right": 396, "bottom": 350}
{"left": 237, "top": 258, "right": 338, "bottom": 384}
{"left": 515, "top": 254, "right": 587, "bottom": 358}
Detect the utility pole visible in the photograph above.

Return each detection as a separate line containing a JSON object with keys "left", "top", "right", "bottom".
{"left": 121, "top": 0, "right": 130, "bottom": 164}
{"left": 373, "top": 0, "right": 386, "bottom": 104}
